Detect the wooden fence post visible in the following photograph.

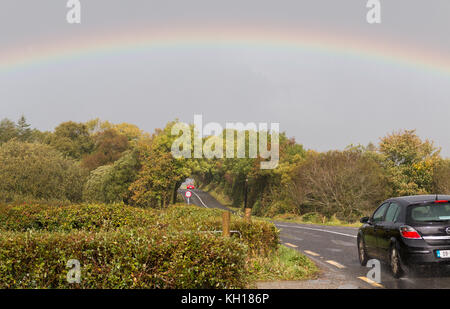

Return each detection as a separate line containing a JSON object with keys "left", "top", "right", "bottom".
{"left": 222, "top": 211, "right": 230, "bottom": 237}
{"left": 245, "top": 208, "right": 252, "bottom": 222}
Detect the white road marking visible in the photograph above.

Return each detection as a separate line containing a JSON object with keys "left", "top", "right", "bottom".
{"left": 358, "top": 276, "right": 384, "bottom": 288}
{"left": 277, "top": 224, "right": 357, "bottom": 238}
{"left": 325, "top": 260, "right": 346, "bottom": 269}
{"left": 190, "top": 190, "right": 209, "bottom": 208}
{"left": 304, "top": 250, "right": 320, "bottom": 257}
{"left": 284, "top": 243, "right": 298, "bottom": 248}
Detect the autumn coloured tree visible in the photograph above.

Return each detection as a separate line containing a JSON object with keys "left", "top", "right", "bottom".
{"left": 129, "top": 122, "right": 191, "bottom": 208}
{"left": 379, "top": 129, "right": 440, "bottom": 196}
{"left": 81, "top": 128, "right": 130, "bottom": 171}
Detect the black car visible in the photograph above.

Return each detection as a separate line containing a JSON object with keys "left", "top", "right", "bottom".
{"left": 357, "top": 195, "right": 450, "bottom": 278}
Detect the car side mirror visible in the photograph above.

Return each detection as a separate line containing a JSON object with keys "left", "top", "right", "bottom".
{"left": 360, "top": 216, "right": 370, "bottom": 224}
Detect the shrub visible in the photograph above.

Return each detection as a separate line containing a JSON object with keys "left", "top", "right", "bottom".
{"left": 289, "top": 150, "right": 391, "bottom": 221}
{"left": 82, "top": 151, "right": 140, "bottom": 204}
{"left": 0, "top": 228, "right": 247, "bottom": 289}
{"left": 160, "top": 205, "right": 279, "bottom": 255}
{"left": 433, "top": 159, "right": 450, "bottom": 194}
{"left": 0, "top": 203, "right": 158, "bottom": 232}
{"left": 0, "top": 203, "right": 279, "bottom": 288}
{"left": 0, "top": 203, "right": 279, "bottom": 255}
{"left": 0, "top": 140, "right": 87, "bottom": 203}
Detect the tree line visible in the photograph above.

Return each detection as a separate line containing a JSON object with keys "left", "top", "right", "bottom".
{"left": 0, "top": 116, "right": 448, "bottom": 221}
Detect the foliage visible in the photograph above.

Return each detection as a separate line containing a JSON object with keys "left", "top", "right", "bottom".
{"left": 0, "top": 118, "right": 17, "bottom": 143}
{"left": 0, "top": 203, "right": 157, "bottom": 232}
{"left": 0, "top": 203, "right": 282, "bottom": 288}
{"left": 433, "top": 159, "right": 450, "bottom": 194}
{"left": 0, "top": 140, "right": 87, "bottom": 203}
{"left": 86, "top": 118, "right": 151, "bottom": 144}
{"left": 0, "top": 116, "right": 35, "bottom": 143}
{"left": 379, "top": 129, "right": 440, "bottom": 196}
{"left": 287, "top": 150, "right": 391, "bottom": 221}
{"left": 81, "top": 128, "right": 130, "bottom": 171}
{"left": 160, "top": 205, "right": 279, "bottom": 255}
{"left": 2, "top": 116, "right": 449, "bottom": 223}
{"left": 129, "top": 122, "right": 192, "bottom": 208}
{"left": 48, "top": 121, "right": 94, "bottom": 159}
{"left": 0, "top": 203, "right": 278, "bottom": 256}
{"left": 0, "top": 229, "right": 247, "bottom": 289}
{"left": 247, "top": 245, "right": 319, "bottom": 283}
{"left": 83, "top": 151, "right": 140, "bottom": 204}
{"left": 198, "top": 129, "right": 448, "bottom": 222}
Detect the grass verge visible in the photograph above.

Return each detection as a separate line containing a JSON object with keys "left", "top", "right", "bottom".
{"left": 270, "top": 213, "right": 362, "bottom": 228}
{"left": 246, "top": 245, "right": 319, "bottom": 287}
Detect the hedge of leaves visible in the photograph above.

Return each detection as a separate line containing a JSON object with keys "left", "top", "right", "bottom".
{"left": 0, "top": 228, "right": 247, "bottom": 289}
{"left": 161, "top": 206, "right": 279, "bottom": 255}
{"left": 0, "top": 203, "right": 279, "bottom": 288}
{"left": 0, "top": 203, "right": 158, "bottom": 232}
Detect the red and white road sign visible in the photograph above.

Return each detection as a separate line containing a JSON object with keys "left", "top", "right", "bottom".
{"left": 185, "top": 191, "right": 192, "bottom": 198}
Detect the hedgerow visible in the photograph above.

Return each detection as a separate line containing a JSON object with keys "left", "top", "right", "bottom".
{"left": 161, "top": 206, "right": 279, "bottom": 255}
{"left": 0, "top": 203, "right": 158, "bottom": 232}
{"left": 0, "top": 203, "right": 279, "bottom": 288}
{"left": 0, "top": 203, "right": 279, "bottom": 255}
{"left": 0, "top": 228, "right": 248, "bottom": 289}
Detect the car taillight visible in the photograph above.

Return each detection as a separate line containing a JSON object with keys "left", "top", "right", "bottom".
{"left": 435, "top": 200, "right": 449, "bottom": 203}
{"left": 400, "top": 226, "right": 422, "bottom": 239}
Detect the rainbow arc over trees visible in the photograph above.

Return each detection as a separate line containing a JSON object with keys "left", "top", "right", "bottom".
{"left": 1, "top": 27, "right": 449, "bottom": 75}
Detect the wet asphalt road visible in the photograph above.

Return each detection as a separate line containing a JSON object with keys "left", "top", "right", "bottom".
{"left": 179, "top": 189, "right": 450, "bottom": 289}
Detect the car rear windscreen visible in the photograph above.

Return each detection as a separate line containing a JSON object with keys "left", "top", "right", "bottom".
{"left": 408, "top": 203, "right": 450, "bottom": 222}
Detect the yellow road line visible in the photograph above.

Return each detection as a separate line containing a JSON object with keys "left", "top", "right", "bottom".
{"left": 284, "top": 242, "right": 298, "bottom": 248}
{"left": 358, "top": 276, "right": 384, "bottom": 288}
{"left": 325, "top": 260, "right": 346, "bottom": 269}
{"left": 304, "top": 250, "right": 320, "bottom": 256}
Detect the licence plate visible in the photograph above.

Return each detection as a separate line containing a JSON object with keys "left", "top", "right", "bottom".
{"left": 437, "top": 250, "right": 450, "bottom": 258}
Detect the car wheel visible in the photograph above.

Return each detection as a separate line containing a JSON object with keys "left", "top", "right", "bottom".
{"left": 358, "top": 236, "right": 369, "bottom": 266}
{"left": 390, "top": 245, "right": 403, "bottom": 279}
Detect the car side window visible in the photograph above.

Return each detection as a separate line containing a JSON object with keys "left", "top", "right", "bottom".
{"left": 385, "top": 203, "right": 401, "bottom": 223}
{"left": 372, "top": 203, "right": 389, "bottom": 223}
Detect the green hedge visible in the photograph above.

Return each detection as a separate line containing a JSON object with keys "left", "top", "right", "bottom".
{"left": 0, "top": 203, "right": 279, "bottom": 288}
{"left": 160, "top": 206, "right": 279, "bottom": 255}
{"left": 0, "top": 204, "right": 279, "bottom": 255}
{"left": 0, "top": 228, "right": 247, "bottom": 289}
{"left": 0, "top": 203, "right": 158, "bottom": 232}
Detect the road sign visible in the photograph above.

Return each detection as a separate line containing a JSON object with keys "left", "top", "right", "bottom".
{"left": 185, "top": 190, "right": 192, "bottom": 204}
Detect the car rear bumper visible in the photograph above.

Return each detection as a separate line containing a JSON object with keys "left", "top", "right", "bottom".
{"left": 400, "top": 244, "right": 450, "bottom": 265}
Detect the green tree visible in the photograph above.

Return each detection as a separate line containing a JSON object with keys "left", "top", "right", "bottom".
{"left": 49, "top": 121, "right": 95, "bottom": 159}
{"left": 432, "top": 159, "right": 450, "bottom": 194}
{"left": 83, "top": 150, "right": 140, "bottom": 203}
{"left": 129, "top": 121, "right": 191, "bottom": 208}
{"left": 379, "top": 130, "right": 440, "bottom": 195}
{"left": 0, "top": 118, "right": 18, "bottom": 144}
{"left": 16, "top": 115, "right": 32, "bottom": 142}
{"left": 0, "top": 140, "right": 87, "bottom": 202}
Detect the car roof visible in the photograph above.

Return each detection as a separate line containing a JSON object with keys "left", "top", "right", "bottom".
{"left": 386, "top": 195, "right": 450, "bottom": 206}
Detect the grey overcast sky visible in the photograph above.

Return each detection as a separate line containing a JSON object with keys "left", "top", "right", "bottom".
{"left": 0, "top": 0, "right": 449, "bottom": 156}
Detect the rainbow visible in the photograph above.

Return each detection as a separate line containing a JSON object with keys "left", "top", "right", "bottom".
{"left": 1, "top": 26, "right": 450, "bottom": 76}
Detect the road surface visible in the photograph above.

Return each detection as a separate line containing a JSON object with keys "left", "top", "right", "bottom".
{"left": 179, "top": 189, "right": 450, "bottom": 289}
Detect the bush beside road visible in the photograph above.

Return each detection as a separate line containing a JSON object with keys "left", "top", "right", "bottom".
{"left": 0, "top": 203, "right": 318, "bottom": 288}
